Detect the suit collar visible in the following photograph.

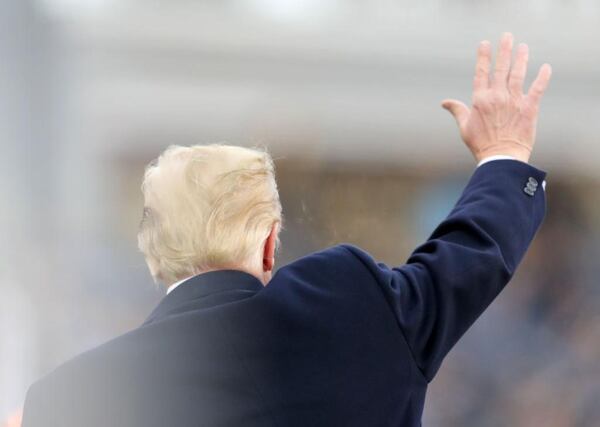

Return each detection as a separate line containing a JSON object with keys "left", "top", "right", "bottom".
{"left": 143, "top": 270, "right": 263, "bottom": 326}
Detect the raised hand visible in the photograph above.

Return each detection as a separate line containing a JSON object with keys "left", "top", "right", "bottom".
{"left": 442, "top": 33, "right": 552, "bottom": 164}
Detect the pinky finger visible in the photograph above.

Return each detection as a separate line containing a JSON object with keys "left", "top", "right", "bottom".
{"left": 527, "top": 64, "right": 552, "bottom": 105}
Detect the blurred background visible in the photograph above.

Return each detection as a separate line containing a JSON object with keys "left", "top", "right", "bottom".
{"left": 1, "top": 1, "right": 599, "bottom": 426}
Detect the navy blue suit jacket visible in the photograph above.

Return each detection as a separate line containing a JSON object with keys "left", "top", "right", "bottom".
{"left": 23, "top": 160, "right": 547, "bottom": 426}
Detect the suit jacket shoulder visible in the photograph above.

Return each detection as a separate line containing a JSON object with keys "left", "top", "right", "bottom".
{"left": 337, "top": 160, "right": 547, "bottom": 380}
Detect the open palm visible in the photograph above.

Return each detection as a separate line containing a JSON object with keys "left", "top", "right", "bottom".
{"left": 442, "top": 33, "right": 552, "bottom": 163}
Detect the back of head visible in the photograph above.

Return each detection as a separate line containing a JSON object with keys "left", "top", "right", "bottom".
{"left": 138, "top": 144, "right": 282, "bottom": 285}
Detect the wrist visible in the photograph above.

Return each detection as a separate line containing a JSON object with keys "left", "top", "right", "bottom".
{"left": 475, "top": 145, "right": 531, "bottom": 164}
{"left": 477, "top": 155, "right": 518, "bottom": 167}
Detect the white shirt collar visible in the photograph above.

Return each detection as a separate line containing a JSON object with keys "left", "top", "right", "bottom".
{"left": 166, "top": 275, "right": 194, "bottom": 295}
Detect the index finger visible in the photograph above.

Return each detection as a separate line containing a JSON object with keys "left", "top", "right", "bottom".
{"left": 473, "top": 40, "right": 491, "bottom": 92}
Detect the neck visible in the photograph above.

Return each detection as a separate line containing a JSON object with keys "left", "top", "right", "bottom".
{"left": 166, "top": 265, "right": 271, "bottom": 294}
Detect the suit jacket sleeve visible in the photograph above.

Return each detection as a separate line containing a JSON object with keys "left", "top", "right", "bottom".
{"left": 343, "top": 159, "right": 547, "bottom": 381}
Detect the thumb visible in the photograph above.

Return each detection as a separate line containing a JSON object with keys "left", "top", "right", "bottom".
{"left": 441, "top": 99, "right": 470, "bottom": 128}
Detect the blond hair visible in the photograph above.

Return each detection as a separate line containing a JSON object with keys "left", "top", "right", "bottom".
{"left": 138, "top": 144, "right": 282, "bottom": 284}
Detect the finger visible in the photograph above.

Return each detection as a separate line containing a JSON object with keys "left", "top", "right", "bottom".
{"left": 509, "top": 43, "right": 529, "bottom": 95}
{"left": 493, "top": 32, "right": 514, "bottom": 89}
{"left": 441, "top": 99, "right": 470, "bottom": 128}
{"left": 473, "top": 40, "right": 492, "bottom": 91}
{"left": 527, "top": 63, "right": 552, "bottom": 105}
